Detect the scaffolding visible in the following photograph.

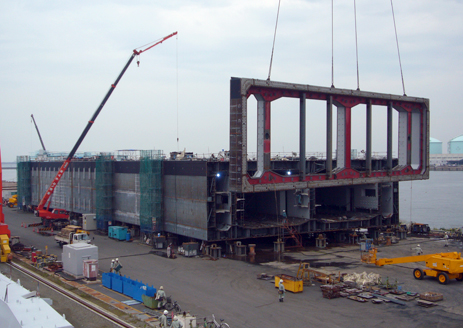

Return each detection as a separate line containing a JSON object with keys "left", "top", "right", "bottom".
{"left": 16, "top": 156, "right": 31, "bottom": 209}
{"left": 139, "top": 150, "right": 163, "bottom": 235}
{"left": 96, "top": 154, "right": 114, "bottom": 231}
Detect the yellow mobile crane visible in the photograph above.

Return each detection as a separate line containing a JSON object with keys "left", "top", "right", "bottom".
{"left": 362, "top": 248, "right": 463, "bottom": 285}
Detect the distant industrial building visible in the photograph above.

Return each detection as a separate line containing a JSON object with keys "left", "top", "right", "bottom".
{"left": 448, "top": 135, "right": 463, "bottom": 154}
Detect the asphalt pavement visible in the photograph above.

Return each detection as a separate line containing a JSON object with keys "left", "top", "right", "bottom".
{"left": 3, "top": 207, "right": 463, "bottom": 328}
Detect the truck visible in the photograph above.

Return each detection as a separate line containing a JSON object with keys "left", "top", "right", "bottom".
{"left": 55, "top": 225, "right": 91, "bottom": 247}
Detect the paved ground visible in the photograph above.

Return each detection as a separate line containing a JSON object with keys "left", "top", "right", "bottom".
{"left": 3, "top": 207, "right": 463, "bottom": 328}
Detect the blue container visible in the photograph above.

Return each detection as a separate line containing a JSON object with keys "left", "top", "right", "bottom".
{"left": 123, "top": 277, "right": 135, "bottom": 298}
{"left": 108, "top": 226, "right": 117, "bottom": 238}
{"left": 112, "top": 275, "right": 123, "bottom": 293}
{"left": 133, "top": 283, "right": 156, "bottom": 302}
{"left": 102, "top": 272, "right": 112, "bottom": 289}
{"left": 115, "top": 227, "right": 128, "bottom": 241}
{"left": 126, "top": 232, "right": 131, "bottom": 241}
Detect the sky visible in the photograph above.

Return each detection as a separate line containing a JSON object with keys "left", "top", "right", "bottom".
{"left": 1, "top": 0, "right": 463, "bottom": 162}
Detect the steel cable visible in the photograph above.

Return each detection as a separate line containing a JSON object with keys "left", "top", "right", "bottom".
{"left": 390, "top": 0, "right": 407, "bottom": 96}
{"left": 268, "top": 0, "right": 282, "bottom": 81}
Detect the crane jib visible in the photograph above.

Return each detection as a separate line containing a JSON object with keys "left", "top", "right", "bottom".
{"left": 35, "top": 32, "right": 177, "bottom": 216}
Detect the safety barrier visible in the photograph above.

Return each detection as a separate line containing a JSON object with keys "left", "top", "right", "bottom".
{"left": 102, "top": 272, "right": 156, "bottom": 302}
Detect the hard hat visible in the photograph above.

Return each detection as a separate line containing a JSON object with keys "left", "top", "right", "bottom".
{"left": 160, "top": 286, "right": 163, "bottom": 290}
{"left": 417, "top": 244, "right": 420, "bottom": 247}
{"left": 111, "top": 259, "right": 114, "bottom": 262}
{"left": 164, "top": 310, "right": 168, "bottom": 315}
{"left": 116, "top": 258, "right": 119, "bottom": 261}
{"left": 280, "top": 279, "right": 284, "bottom": 283}
{"left": 174, "top": 316, "right": 178, "bottom": 321}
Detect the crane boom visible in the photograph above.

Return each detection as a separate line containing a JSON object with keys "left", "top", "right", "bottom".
{"left": 36, "top": 32, "right": 177, "bottom": 214}
{"left": 31, "top": 114, "right": 46, "bottom": 151}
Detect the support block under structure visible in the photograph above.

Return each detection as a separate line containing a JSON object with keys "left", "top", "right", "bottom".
{"left": 229, "top": 77, "right": 429, "bottom": 193}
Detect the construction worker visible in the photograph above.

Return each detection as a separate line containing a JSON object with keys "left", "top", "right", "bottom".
{"left": 156, "top": 286, "right": 166, "bottom": 308}
{"left": 414, "top": 244, "right": 423, "bottom": 255}
{"left": 444, "top": 232, "right": 449, "bottom": 247}
{"left": 114, "top": 258, "right": 122, "bottom": 275}
{"left": 278, "top": 279, "right": 285, "bottom": 302}
{"left": 110, "top": 259, "right": 115, "bottom": 273}
{"left": 171, "top": 316, "right": 183, "bottom": 328}
{"left": 159, "top": 310, "right": 168, "bottom": 327}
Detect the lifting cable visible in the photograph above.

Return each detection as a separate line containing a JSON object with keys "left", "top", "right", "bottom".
{"left": 267, "top": 0, "right": 282, "bottom": 81}
{"left": 390, "top": 0, "right": 407, "bottom": 96}
{"left": 353, "top": 0, "right": 360, "bottom": 91}
{"left": 176, "top": 33, "right": 179, "bottom": 150}
{"left": 331, "top": 0, "right": 335, "bottom": 88}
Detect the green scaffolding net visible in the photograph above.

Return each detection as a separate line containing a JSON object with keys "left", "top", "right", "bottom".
{"left": 139, "top": 150, "right": 163, "bottom": 234}
{"left": 96, "top": 155, "right": 113, "bottom": 231}
{"left": 16, "top": 156, "right": 31, "bottom": 209}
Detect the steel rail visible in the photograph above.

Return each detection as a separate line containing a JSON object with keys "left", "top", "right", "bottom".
{"left": 8, "top": 261, "right": 137, "bottom": 328}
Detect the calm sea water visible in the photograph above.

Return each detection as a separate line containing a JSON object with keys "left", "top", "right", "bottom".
{"left": 2, "top": 168, "right": 461, "bottom": 229}
{"left": 399, "top": 171, "right": 463, "bottom": 229}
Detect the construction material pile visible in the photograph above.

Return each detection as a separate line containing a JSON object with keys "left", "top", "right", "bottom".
{"left": 320, "top": 285, "right": 342, "bottom": 299}
{"left": 343, "top": 272, "right": 381, "bottom": 287}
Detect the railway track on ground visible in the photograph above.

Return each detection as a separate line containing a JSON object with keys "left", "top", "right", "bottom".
{"left": 8, "top": 261, "right": 137, "bottom": 328}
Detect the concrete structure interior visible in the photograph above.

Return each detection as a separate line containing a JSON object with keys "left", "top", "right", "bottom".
{"left": 17, "top": 78, "right": 430, "bottom": 247}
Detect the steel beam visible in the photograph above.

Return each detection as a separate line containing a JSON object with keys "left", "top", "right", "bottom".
{"left": 299, "top": 93, "right": 306, "bottom": 179}
{"left": 326, "top": 96, "right": 333, "bottom": 178}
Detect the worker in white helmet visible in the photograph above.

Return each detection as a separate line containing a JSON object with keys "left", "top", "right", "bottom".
{"left": 278, "top": 278, "right": 285, "bottom": 302}
{"left": 159, "top": 310, "right": 168, "bottom": 327}
{"left": 114, "top": 258, "right": 122, "bottom": 275}
{"left": 444, "top": 232, "right": 449, "bottom": 247}
{"left": 414, "top": 244, "right": 423, "bottom": 255}
{"left": 156, "top": 285, "right": 166, "bottom": 308}
{"left": 110, "top": 259, "right": 115, "bottom": 273}
{"left": 171, "top": 316, "right": 183, "bottom": 328}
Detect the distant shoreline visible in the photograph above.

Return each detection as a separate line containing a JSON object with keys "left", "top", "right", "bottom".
{"left": 430, "top": 166, "right": 463, "bottom": 171}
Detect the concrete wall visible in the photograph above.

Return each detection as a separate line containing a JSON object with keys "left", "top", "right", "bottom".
{"left": 163, "top": 175, "right": 208, "bottom": 240}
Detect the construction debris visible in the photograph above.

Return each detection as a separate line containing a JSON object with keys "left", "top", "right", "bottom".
{"left": 343, "top": 272, "right": 381, "bottom": 287}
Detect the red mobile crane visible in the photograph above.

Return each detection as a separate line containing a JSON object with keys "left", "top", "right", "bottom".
{"left": 1, "top": 146, "right": 12, "bottom": 262}
{"left": 35, "top": 32, "right": 178, "bottom": 226}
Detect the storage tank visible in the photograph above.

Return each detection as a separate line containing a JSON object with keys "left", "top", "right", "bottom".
{"left": 430, "top": 137, "right": 442, "bottom": 154}
{"left": 448, "top": 135, "right": 463, "bottom": 154}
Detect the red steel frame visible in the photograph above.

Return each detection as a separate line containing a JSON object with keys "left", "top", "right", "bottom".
{"left": 229, "top": 78, "right": 429, "bottom": 193}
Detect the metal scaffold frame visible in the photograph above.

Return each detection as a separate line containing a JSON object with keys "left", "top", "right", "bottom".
{"left": 139, "top": 150, "right": 163, "bottom": 235}
{"left": 96, "top": 155, "right": 114, "bottom": 231}
{"left": 16, "top": 156, "right": 32, "bottom": 209}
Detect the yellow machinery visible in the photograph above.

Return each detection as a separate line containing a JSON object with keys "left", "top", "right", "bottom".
{"left": 275, "top": 274, "right": 303, "bottom": 293}
{"left": 7, "top": 194, "right": 17, "bottom": 208}
{"left": 0, "top": 234, "right": 11, "bottom": 262}
{"left": 362, "top": 247, "right": 463, "bottom": 285}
